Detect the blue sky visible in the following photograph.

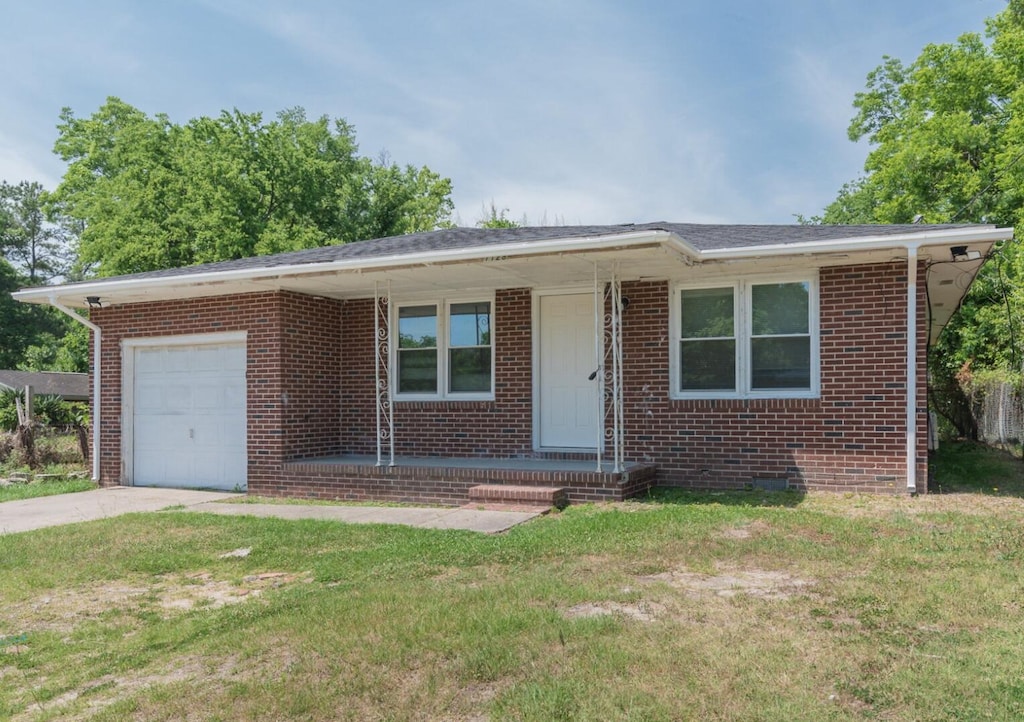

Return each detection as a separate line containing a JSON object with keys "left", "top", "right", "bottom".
{"left": 0, "top": 0, "right": 1007, "bottom": 226}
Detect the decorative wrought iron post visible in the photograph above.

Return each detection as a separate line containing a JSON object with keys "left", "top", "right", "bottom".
{"left": 594, "top": 264, "right": 605, "bottom": 472}
{"left": 603, "top": 269, "right": 625, "bottom": 473}
{"left": 374, "top": 280, "right": 395, "bottom": 467}
{"left": 595, "top": 264, "right": 625, "bottom": 473}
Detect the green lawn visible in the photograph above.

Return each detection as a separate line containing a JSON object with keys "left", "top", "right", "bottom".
{"left": 1, "top": 442, "right": 1022, "bottom": 720}
{"left": 0, "top": 477, "right": 96, "bottom": 503}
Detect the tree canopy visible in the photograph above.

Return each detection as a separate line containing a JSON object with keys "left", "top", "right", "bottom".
{"left": 815, "top": 0, "right": 1024, "bottom": 436}
{"left": 49, "top": 98, "right": 454, "bottom": 277}
{"left": 0, "top": 180, "right": 71, "bottom": 284}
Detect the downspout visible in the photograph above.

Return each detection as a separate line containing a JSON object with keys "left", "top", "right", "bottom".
{"left": 905, "top": 246, "right": 918, "bottom": 494}
{"left": 49, "top": 297, "right": 101, "bottom": 482}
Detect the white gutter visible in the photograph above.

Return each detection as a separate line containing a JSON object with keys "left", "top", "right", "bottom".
{"left": 688, "top": 227, "right": 1011, "bottom": 260}
{"left": 906, "top": 246, "right": 918, "bottom": 494}
{"left": 49, "top": 297, "right": 101, "bottom": 482}
{"left": 15, "top": 226, "right": 1011, "bottom": 309}
{"left": 13, "top": 230, "right": 676, "bottom": 307}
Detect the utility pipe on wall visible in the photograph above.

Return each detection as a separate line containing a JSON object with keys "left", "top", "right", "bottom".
{"left": 49, "top": 296, "right": 101, "bottom": 482}
{"left": 905, "top": 246, "right": 918, "bottom": 493}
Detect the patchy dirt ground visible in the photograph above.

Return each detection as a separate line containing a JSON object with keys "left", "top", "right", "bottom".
{"left": 561, "top": 562, "right": 816, "bottom": 625}
{"left": 641, "top": 568, "right": 815, "bottom": 600}
{"left": 1, "top": 571, "right": 313, "bottom": 635}
{"left": 564, "top": 600, "right": 666, "bottom": 623}
{"left": 2, "top": 571, "right": 314, "bottom": 720}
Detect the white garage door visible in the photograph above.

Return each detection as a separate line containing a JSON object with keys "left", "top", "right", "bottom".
{"left": 131, "top": 340, "right": 247, "bottom": 491}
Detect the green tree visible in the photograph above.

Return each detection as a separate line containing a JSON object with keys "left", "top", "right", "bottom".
{"left": 0, "top": 180, "right": 72, "bottom": 283}
{"left": 49, "top": 98, "right": 454, "bottom": 277}
{"left": 476, "top": 201, "right": 521, "bottom": 229}
{"left": 815, "top": 0, "right": 1024, "bottom": 437}
{"left": 0, "top": 258, "right": 66, "bottom": 369}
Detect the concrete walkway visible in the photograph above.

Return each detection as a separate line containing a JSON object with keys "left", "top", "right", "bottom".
{"left": 0, "top": 487, "right": 543, "bottom": 535}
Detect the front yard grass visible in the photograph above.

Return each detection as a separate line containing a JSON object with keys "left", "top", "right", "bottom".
{"left": 0, "top": 477, "right": 96, "bottom": 503}
{"left": 1, "top": 441, "right": 1022, "bottom": 720}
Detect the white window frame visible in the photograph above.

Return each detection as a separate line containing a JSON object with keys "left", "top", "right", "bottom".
{"left": 392, "top": 295, "right": 496, "bottom": 401}
{"left": 670, "top": 274, "right": 819, "bottom": 400}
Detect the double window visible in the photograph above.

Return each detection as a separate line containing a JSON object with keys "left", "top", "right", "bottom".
{"left": 395, "top": 299, "right": 493, "bottom": 399}
{"left": 672, "top": 277, "right": 818, "bottom": 398}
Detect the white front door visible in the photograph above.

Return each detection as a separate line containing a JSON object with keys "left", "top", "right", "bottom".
{"left": 132, "top": 341, "right": 247, "bottom": 491}
{"left": 538, "top": 293, "right": 599, "bottom": 448}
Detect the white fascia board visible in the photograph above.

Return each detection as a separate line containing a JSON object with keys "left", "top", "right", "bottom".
{"left": 13, "top": 229, "right": 676, "bottom": 307}
{"left": 681, "top": 227, "right": 1012, "bottom": 260}
{"left": 13, "top": 226, "right": 1014, "bottom": 307}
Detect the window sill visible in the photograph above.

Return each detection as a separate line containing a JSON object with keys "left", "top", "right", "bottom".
{"left": 393, "top": 394, "right": 495, "bottom": 403}
{"left": 671, "top": 390, "right": 820, "bottom": 401}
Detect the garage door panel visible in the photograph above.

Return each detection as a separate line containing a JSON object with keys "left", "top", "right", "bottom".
{"left": 132, "top": 340, "right": 247, "bottom": 491}
{"left": 193, "top": 383, "right": 227, "bottom": 409}
{"left": 164, "top": 346, "right": 194, "bottom": 372}
{"left": 135, "top": 453, "right": 193, "bottom": 486}
{"left": 134, "top": 383, "right": 166, "bottom": 413}
{"left": 135, "top": 347, "right": 166, "bottom": 371}
{"left": 135, "top": 419, "right": 190, "bottom": 449}
{"left": 223, "top": 380, "right": 245, "bottom": 407}
{"left": 165, "top": 385, "right": 194, "bottom": 413}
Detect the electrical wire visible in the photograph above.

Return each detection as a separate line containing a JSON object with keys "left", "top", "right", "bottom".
{"left": 995, "top": 251, "right": 1019, "bottom": 369}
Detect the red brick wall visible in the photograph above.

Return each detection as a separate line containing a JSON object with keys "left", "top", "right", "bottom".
{"left": 618, "top": 261, "right": 928, "bottom": 493}
{"left": 88, "top": 261, "right": 928, "bottom": 497}
{"left": 340, "top": 287, "right": 534, "bottom": 457}
{"left": 279, "top": 293, "right": 343, "bottom": 460}
{"left": 89, "top": 291, "right": 342, "bottom": 491}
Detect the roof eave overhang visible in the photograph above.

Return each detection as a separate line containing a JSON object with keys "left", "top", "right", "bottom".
{"left": 13, "top": 226, "right": 1013, "bottom": 308}
{"left": 13, "top": 230, "right": 678, "bottom": 307}
{"left": 684, "top": 226, "right": 1012, "bottom": 260}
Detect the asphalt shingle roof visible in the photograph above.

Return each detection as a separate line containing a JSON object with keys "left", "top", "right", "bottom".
{"left": 0, "top": 370, "right": 89, "bottom": 400}
{"left": 67, "top": 222, "right": 984, "bottom": 285}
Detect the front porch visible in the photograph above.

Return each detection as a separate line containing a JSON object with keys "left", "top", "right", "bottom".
{"left": 262, "top": 456, "right": 659, "bottom": 506}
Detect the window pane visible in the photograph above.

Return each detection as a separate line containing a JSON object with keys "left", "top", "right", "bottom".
{"left": 680, "top": 339, "right": 735, "bottom": 391}
{"left": 681, "top": 287, "right": 734, "bottom": 338}
{"left": 450, "top": 302, "right": 491, "bottom": 347}
{"left": 751, "top": 337, "right": 810, "bottom": 389}
{"left": 398, "top": 349, "right": 437, "bottom": 392}
{"left": 752, "top": 283, "right": 809, "bottom": 335}
{"left": 449, "top": 347, "right": 491, "bottom": 393}
{"left": 398, "top": 306, "right": 437, "bottom": 349}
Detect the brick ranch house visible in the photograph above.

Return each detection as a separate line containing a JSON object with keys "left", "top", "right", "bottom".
{"left": 14, "top": 223, "right": 1012, "bottom": 503}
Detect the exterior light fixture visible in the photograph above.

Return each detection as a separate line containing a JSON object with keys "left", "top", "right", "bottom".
{"left": 86, "top": 296, "right": 102, "bottom": 309}
{"left": 950, "top": 246, "right": 981, "bottom": 261}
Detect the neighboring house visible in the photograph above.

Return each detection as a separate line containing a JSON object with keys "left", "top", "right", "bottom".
{"left": 12, "top": 223, "right": 1012, "bottom": 501}
{"left": 0, "top": 370, "right": 89, "bottom": 402}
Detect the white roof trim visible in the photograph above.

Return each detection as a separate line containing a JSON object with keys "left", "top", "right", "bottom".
{"left": 13, "top": 225, "right": 1013, "bottom": 306}
{"left": 683, "top": 226, "right": 1012, "bottom": 259}
{"left": 13, "top": 230, "right": 673, "bottom": 305}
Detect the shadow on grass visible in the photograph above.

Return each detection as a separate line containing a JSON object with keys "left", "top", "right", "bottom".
{"left": 929, "top": 440, "right": 1024, "bottom": 497}
{"left": 635, "top": 486, "right": 807, "bottom": 508}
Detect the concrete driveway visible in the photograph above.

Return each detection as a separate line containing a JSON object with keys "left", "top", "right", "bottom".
{"left": 0, "top": 486, "right": 543, "bottom": 535}
{"left": 0, "top": 487, "right": 237, "bottom": 534}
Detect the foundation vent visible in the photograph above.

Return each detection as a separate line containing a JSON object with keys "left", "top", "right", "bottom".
{"left": 749, "top": 477, "right": 790, "bottom": 492}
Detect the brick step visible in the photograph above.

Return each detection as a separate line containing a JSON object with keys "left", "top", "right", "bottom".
{"left": 467, "top": 484, "right": 569, "bottom": 509}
